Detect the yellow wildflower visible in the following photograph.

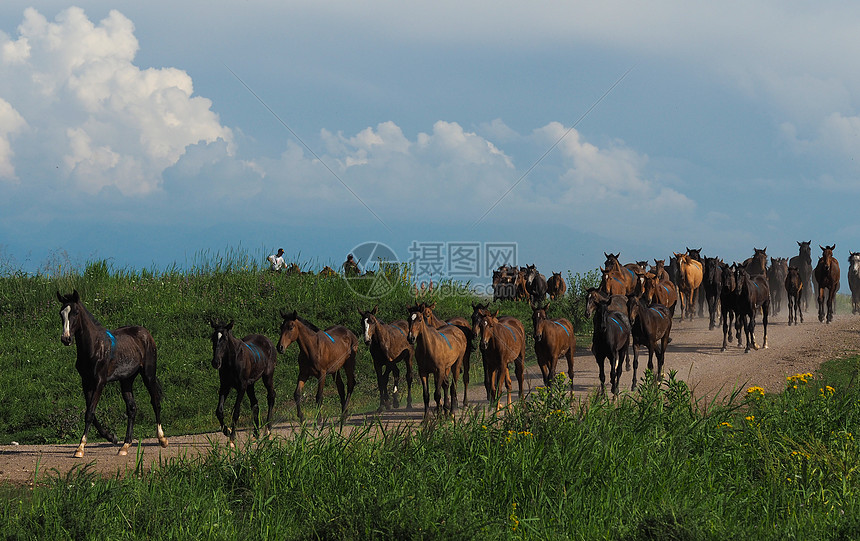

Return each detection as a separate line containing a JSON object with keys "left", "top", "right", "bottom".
{"left": 720, "top": 422, "right": 733, "bottom": 429}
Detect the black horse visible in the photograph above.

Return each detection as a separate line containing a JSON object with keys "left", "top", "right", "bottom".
{"left": 592, "top": 298, "right": 631, "bottom": 397}
{"left": 719, "top": 263, "right": 741, "bottom": 351}
{"left": 703, "top": 257, "right": 724, "bottom": 330}
{"left": 768, "top": 257, "right": 788, "bottom": 316}
{"left": 210, "top": 320, "right": 277, "bottom": 447}
{"left": 789, "top": 241, "right": 814, "bottom": 310}
{"left": 627, "top": 295, "right": 672, "bottom": 389}
{"left": 734, "top": 265, "right": 770, "bottom": 352}
{"left": 57, "top": 290, "right": 169, "bottom": 458}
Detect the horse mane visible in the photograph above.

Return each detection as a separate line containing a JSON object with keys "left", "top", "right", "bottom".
{"left": 295, "top": 316, "right": 321, "bottom": 332}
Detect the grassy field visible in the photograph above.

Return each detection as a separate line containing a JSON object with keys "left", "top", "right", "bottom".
{"left": 2, "top": 251, "right": 860, "bottom": 539}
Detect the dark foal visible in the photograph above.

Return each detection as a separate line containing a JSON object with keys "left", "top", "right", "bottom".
{"left": 210, "top": 320, "right": 277, "bottom": 447}
{"left": 58, "top": 290, "right": 168, "bottom": 458}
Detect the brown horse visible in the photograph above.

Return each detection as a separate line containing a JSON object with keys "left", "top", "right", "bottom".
{"left": 530, "top": 302, "right": 576, "bottom": 390}
{"left": 785, "top": 266, "right": 804, "bottom": 325}
{"left": 627, "top": 295, "right": 672, "bottom": 386}
{"left": 602, "top": 253, "right": 639, "bottom": 295}
{"left": 814, "top": 244, "right": 840, "bottom": 323}
{"left": 547, "top": 272, "right": 567, "bottom": 300}
{"left": 277, "top": 310, "right": 358, "bottom": 422}
{"left": 641, "top": 272, "right": 678, "bottom": 317}
{"left": 358, "top": 306, "right": 414, "bottom": 411}
{"left": 57, "top": 290, "right": 168, "bottom": 458}
{"left": 674, "top": 252, "right": 703, "bottom": 321}
{"left": 406, "top": 304, "right": 468, "bottom": 419}
{"left": 210, "top": 320, "right": 277, "bottom": 447}
{"left": 651, "top": 259, "right": 670, "bottom": 281}
{"left": 418, "top": 302, "right": 474, "bottom": 404}
{"left": 319, "top": 265, "right": 337, "bottom": 277}
{"left": 473, "top": 308, "right": 526, "bottom": 407}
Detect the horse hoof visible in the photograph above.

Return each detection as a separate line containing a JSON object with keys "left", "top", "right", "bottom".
{"left": 228, "top": 440, "right": 236, "bottom": 449}
{"left": 117, "top": 443, "right": 130, "bottom": 456}
{"left": 74, "top": 449, "right": 84, "bottom": 458}
{"left": 159, "top": 437, "right": 169, "bottom": 448}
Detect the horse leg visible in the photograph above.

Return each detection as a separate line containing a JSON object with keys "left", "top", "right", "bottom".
{"left": 828, "top": 290, "right": 835, "bottom": 323}
{"left": 404, "top": 352, "right": 414, "bottom": 410}
{"left": 215, "top": 382, "right": 231, "bottom": 436}
{"left": 333, "top": 371, "right": 348, "bottom": 420}
{"left": 433, "top": 370, "right": 443, "bottom": 416}
{"left": 293, "top": 372, "right": 309, "bottom": 423}
{"left": 344, "top": 350, "right": 357, "bottom": 415}
{"left": 461, "top": 343, "right": 471, "bottom": 406}
{"left": 227, "top": 386, "right": 247, "bottom": 447}
{"left": 140, "top": 366, "right": 168, "bottom": 448}
{"left": 721, "top": 310, "right": 729, "bottom": 351}
{"left": 596, "top": 355, "right": 606, "bottom": 396}
{"left": 246, "top": 384, "right": 261, "bottom": 439}
{"left": 117, "top": 379, "right": 137, "bottom": 456}
{"left": 609, "top": 352, "right": 620, "bottom": 397}
{"left": 262, "top": 374, "right": 276, "bottom": 437}
{"left": 389, "top": 363, "right": 401, "bottom": 409}
{"left": 503, "top": 364, "right": 513, "bottom": 408}
{"left": 373, "top": 359, "right": 389, "bottom": 411}
{"left": 762, "top": 303, "right": 769, "bottom": 349}
{"left": 76, "top": 382, "right": 109, "bottom": 458}
{"left": 314, "top": 371, "right": 328, "bottom": 423}
{"left": 818, "top": 289, "right": 826, "bottom": 323}
{"left": 565, "top": 347, "right": 575, "bottom": 393}
{"left": 630, "top": 341, "right": 639, "bottom": 392}
{"left": 420, "top": 374, "right": 431, "bottom": 421}
{"left": 514, "top": 352, "right": 525, "bottom": 400}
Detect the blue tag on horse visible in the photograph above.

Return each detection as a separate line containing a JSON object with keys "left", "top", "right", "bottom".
{"left": 244, "top": 342, "right": 263, "bottom": 363}
{"left": 323, "top": 331, "right": 335, "bottom": 343}
{"left": 552, "top": 321, "right": 570, "bottom": 335}
{"left": 106, "top": 330, "right": 117, "bottom": 359}
{"left": 503, "top": 324, "right": 517, "bottom": 341}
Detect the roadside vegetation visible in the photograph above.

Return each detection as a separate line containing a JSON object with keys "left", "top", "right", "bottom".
{"left": 1, "top": 249, "right": 858, "bottom": 539}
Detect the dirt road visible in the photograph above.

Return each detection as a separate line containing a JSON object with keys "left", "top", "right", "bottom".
{"left": 2, "top": 312, "right": 858, "bottom": 486}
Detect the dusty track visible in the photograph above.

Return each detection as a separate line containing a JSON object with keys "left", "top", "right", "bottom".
{"left": 2, "top": 311, "right": 858, "bottom": 487}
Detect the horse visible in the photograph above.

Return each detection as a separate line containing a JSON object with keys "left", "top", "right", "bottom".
{"left": 358, "top": 305, "right": 414, "bottom": 411}
{"left": 848, "top": 252, "right": 860, "bottom": 315}
{"left": 652, "top": 259, "right": 670, "bottom": 282}
{"left": 277, "top": 310, "right": 358, "bottom": 422}
{"left": 406, "top": 304, "right": 468, "bottom": 419}
{"left": 742, "top": 247, "right": 769, "bottom": 277}
{"left": 785, "top": 266, "right": 804, "bottom": 325}
{"left": 209, "top": 319, "right": 277, "bottom": 447}
{"left": 626, "top": 295, "right": 672, "bottom": 387}
{"left": 473, "top": 308, "right": 526, "bottom": 408}
{"left": 642, "top": 273, "right": 678, "bottom": 318}
{"left": 719, "top": 263, "right": 742, "bottom": 351}
{"left": 686, "top": 248, "right": 706, "bottom": 317}
{"left": 525, "top": 265, "right": 548, "bottom": 303}
{"left": 702, "top": 257, "right": 724, "bottom": 330}
{"left": 673, "top": 252, "right": 703, "bottom": 321}
{"left": 530, "top": 302, "right": 576, "bottom": 390}
{"left": 814, "top": 245, "right": 840, "bottom": 323}
{"left": 767, "top": 257, "right": 788, "bottom": 316}
{"left": 57, "top": 290, "right": 168, "bottom": 458}
{"left": 734, "top": 265, "right": 770, "bottom": 352}
{"left": 789, "top": 241, "right": 814, "bottom": 310}
{"left": 319, "top": 266, "right": 337, "bottom": 277}
{"left": 514, "top": 268, "right": 529, "bottom": 301}
{"left": 599, "top": 267, "right": 630, "bottom": 296}
{"left": 492, "top": 268, "right": 516, "bottom": 301}
{"left": 547, "top": 272, "right": 567, "bottom": 300}
{"left": 591, "top": 297, "right": 631, "bottom": 397}
{"left": 418, "top": 302, "right": 474, "bottom": 404}
{"left": 602, "top": 253, "right": 639, "bottom": 295}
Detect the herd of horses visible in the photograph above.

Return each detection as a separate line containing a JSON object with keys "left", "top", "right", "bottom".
{"left": 54, "top": 241, "right": 859, "bottom": 456}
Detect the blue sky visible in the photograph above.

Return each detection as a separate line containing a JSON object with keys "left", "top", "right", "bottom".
{"left": 1, "top": 2, "right": 859, "bottom": 281}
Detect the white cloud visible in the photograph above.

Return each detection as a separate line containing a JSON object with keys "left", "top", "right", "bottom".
{"left": 0, "top": 97, "right": 26, "bottom": 180}
{"left": 0, "top": 7, "right": 232, "bottom": 195}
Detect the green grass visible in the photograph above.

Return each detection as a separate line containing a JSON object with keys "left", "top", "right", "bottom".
{"left": 2, "top": 368, "right": 860, "bottom": 539}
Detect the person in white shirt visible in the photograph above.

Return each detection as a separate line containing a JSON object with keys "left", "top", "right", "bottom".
{"left": 267, "top": 248, "right": 286, "bottom": 272}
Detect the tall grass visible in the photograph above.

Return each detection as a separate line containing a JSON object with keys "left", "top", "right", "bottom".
{"left": 3, "top": 368, "right": 860, "bottom": 539}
